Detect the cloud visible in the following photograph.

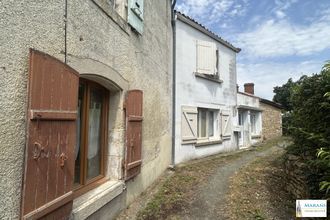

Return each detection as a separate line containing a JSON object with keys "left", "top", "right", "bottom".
{"left": 235, "top": 11, "right": 330, "bottom": 58}
{"left": 176, "top": 0, "right": 248, "bottom": 25}
{"left": 237, "top": 60, "right": 323, "bottom": 99}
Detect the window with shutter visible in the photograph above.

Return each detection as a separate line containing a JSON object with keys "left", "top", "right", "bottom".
{"left": 196, "top": 108, "right": 220, "bottom": 142}
{"left": 21, "top": 49, "right": 79, "bottom": 219}
{"left": 196, "top": 40, "right": 217, "bottom": 75}
{"left": 221, "top": 110, "right": 232, "bottom": 139}
{"left": 127, "top": 0, "right": 144, "bottom": 34}
{"left": 124, "top": 90, "right": 143, "bottom": 180}
{"left": 181, "top": 106, "right": 198, "bottom": 144}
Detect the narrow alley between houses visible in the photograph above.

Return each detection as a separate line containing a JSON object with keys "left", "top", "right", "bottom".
{"left": 117, "top": 137, "right": 294, "bottom": 220}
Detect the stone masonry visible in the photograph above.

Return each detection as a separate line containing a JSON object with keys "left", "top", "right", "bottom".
{"left": 260, "top": 101, "right": 282, "bottom": 140}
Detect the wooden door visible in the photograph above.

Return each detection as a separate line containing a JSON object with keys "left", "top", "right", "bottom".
{"left": 21, "top": 49, "right": 79, "bottom": 220}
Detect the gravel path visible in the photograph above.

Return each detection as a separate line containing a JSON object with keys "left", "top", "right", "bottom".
{"left": 180, "top": 145, "right": 281, "bottom": 220}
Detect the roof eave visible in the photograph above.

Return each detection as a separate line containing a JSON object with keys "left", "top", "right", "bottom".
{"left": 176, "top": 12, "right": 241, "bottom": 53}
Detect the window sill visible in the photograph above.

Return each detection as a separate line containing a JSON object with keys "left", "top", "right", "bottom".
{"left": 72, "top": 180, "right": 125, "bottom": 219}
{"left": 194, "top": 72, "right": 223, "bottom": 84}
{"left": 195, "top": 139, "right": 222, "bottom": 147}
{"left": 251, "top": 134, "right": 262, "bottom": 139}
{"left": 92, "top": 0, "right": 130, "bottom": 35}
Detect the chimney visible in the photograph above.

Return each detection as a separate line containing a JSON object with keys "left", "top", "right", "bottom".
{"left": 244, "top": 83, "right": 254, "bottom": 95}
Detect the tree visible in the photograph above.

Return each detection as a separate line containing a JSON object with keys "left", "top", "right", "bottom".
{"left": 286, "top": 61, "right": 330, "bottom": 198}
{"left": 273, "top": 78, "right": 296, "bottom": 111}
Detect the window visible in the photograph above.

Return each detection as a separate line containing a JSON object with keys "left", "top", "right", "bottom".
{"left": 196, "top": 40, "right": 218, "bottom": 76}
{"left": 74, "top": 79, "right": 109, "bottom": 193}
{"left": 238, "top": 112, "right": 243, "bottom": 125}
{"left": 250, "top": 112, "right": 257, "bottom": 134}
{"left": 197, "top": 108, "right": 217, "bottom": 139}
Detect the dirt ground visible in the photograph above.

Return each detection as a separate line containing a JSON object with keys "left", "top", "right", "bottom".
{"left": 116, "top": 137, "right": 294, "bottom": 220}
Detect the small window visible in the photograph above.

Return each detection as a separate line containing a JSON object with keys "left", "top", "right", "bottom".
{"left": 74, "top": 79, "right": 109, "bottom": 194}
{"left": 250, "top": 112, "right": 257, "bottom": 134}
{"left": 238, "top": 112, "right": 243, "bottom": 125}
{"left": 196, "top": 40, "right": 218, "bottom": 76}
{"left": 198, "top": 108, "right": 218, "bottom": 139}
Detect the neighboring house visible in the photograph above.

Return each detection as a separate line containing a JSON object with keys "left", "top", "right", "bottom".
{"left": 260, "top": 98, "right": 283, "bottom": 140}
{"left": 173, "top": 12, "right": 241, "bottom": 164}
{"left": 0, "top": 1, "right": 173, "bottom": 219}
{"left": 237, "top": 83, "right": 263, "bottom": 148}
{"left": 237, "top": 83, "right": 283, "bottom": 148}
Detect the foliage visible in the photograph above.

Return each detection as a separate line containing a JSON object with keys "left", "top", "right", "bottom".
{"left": 317, "top": 148, "right": 330, "bottom": 198}
{"left": 273, "top": 78, "right": 296, "bottom": 111}
{"left": 282, "top": 61, "right": 330, "bottom": 198}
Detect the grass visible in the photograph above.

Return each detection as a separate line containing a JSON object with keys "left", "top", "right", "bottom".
{"left": 224, "top": 140, "right": 295, "bottom": 220}
{"left": 136, "top": 152, "right": 247, "bottom": 220}
{"left": 136, "top": 137, "right": 291, "bottom": 220}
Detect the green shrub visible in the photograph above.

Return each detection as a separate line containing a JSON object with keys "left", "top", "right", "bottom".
{"left": 282, "top": 62, "right": 330, "bottom": 198}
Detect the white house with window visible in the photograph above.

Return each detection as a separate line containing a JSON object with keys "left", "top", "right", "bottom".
{"left": 237, "top": 83, "right": 263, "bottom": 148}
{"left": 174, "top": 12, "right": 241, "bottom": 164}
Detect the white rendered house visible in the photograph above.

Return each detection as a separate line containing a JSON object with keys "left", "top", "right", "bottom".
{"left": 173, "top": 12, "right": 241, "bottom": 164}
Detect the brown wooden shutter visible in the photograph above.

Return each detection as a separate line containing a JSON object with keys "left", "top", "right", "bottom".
{"left": 124, "top": 90, "right": 143, "bottom": 180}
{"left": 21, "top": 49, "right": 79, "bottom": 220}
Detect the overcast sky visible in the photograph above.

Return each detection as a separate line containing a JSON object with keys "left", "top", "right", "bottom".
{"left": 176, "top": 0, "right": 330, "bottom": 100}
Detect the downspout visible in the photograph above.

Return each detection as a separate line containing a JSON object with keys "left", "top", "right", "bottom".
{"left": 170, "top": 0, "right": 177, "bottom": 168}
{"left": 64, "top": 0, "right": 68, "bottom": 63}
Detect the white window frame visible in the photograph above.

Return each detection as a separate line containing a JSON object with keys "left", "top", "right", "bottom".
{"left": 250, "top": 111, "right": 260, "bottom": 135}
{"left": 197, "top": 108, "right": 219, "bottom": 141}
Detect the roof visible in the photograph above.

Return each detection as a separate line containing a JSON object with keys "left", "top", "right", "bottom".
{"left": 175, "top": 11, "right": 241, "bottom": 53}
{"left": 238, "top": 91, "right": 283, "bottom": 109}
{"left": 237, "top": 91, "right": 259, "bottom": 98}
{"left": 259, "top": 98, "right": 283, "bottom": 109}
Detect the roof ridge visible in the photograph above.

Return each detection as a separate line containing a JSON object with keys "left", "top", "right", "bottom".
{"left": 175, "top": 10, "right": 241, "bottom": 53}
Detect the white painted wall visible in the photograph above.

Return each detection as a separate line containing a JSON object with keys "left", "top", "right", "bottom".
{"left": 237, "top": 92, "right": 260, "bottom": 108}
{"left": 237, "top": 93, "right": 262, "bottom": 147}
{"left": 175, "top": 19, "right": 239, "bottom": 164}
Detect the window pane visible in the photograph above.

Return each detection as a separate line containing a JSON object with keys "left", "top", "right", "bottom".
{"left": 208, "top": 111, "right": 214, "bottom": 137}
{"left": 74, "top": 83, "right": 84, "bottom": 184}
{"left": 87, "top": 88, "right": 103, "bottom": 180}
{"left": 250, "top": 114, "right": 256, "bottom": 133}
{"left": 200, "top": 109, "right": 207, "bottom": 137}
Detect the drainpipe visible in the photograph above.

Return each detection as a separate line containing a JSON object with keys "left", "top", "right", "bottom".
{"left": 64, "top": 0, "right": 68, "bottom": 63}
{"left": 170, "top": 0, "right": 177, "bottom": 168}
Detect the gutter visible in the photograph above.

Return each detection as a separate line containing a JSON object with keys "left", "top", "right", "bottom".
{"left": 170, "top": 0, "right": 176, "bottom": 168}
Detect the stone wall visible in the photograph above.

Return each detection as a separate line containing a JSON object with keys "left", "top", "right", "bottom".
{"left": 0, "top": 0, "right": 172, "bottom": 219}
{"left": 260, "top": 102, "right": 282, "bottom": 140}
{"left": 284, "top": 154, "right": 309, "bottom": 199}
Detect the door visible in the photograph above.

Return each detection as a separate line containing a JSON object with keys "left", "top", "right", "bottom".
{"left": 21, "top": 49, "right": 79, "bottom": 220}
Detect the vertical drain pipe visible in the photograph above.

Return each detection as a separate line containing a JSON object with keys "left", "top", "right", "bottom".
{"left": 170, "top": 0, "right": 177, "bottom": 168}
{"left": 64, "top": 0, "right": 68, "bottom": 63}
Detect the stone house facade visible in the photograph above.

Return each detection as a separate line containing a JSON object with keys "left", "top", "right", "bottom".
{"left": 0, "top": 0, "right": 172, "bottom": 219}
{"left": 260, "top": 98, "right": 283, "bottom": 140}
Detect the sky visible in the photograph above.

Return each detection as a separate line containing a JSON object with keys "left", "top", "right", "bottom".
{"left": 176, "top": 0, "right": 330, "bottom": 100}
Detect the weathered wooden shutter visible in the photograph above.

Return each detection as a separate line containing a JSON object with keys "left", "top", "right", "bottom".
{"left": 21, "top": 49, "right": 79, "bottom": 220}
{"left": 221, "top": 110, "right": 232, "bottom": 139}
{"left": 196, "top": 40, "right": 217, "bottom": 75}
{"left": 124, "top": 90, "right": 143, "bottom": 180}
{"left": 181, "top": 106, "right": 198, "bottom": 144}
{"left": 128, "top": 0, "right": 144, "bottom": 34}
